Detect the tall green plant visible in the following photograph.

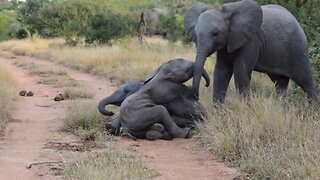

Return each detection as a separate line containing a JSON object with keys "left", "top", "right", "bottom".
{"left": 0, "top": 10, "right": 21, "bottom": 41}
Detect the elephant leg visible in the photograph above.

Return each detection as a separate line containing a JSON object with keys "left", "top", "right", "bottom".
{"left": 165, "top": 96, "right": 202, "bottom": 119}
{"left": 105, "top": 116, "right": 121, "bottom": 135}
{"left": 232, "top": 42, "right": 259, "bottom": 98}
{"left": 122, "top": 105, "right": 189, "bottom": 139}
{"left": 290, "top": 70, "right": 320, "bottom": 103}
{"left": 171, "top": 115, "right": 194, "bottom": 128}
{"left": 267, "top": 74, "right": 289, "bottom": 97}
{"left": 213, "top": 58, "right": 233, "bottom": 103}
{"left": 233, "top": 67, "right": 252, "bottom": 98}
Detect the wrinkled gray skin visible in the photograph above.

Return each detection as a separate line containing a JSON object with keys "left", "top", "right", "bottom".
{"left": 118, "top": 58, "right": 210, "bottom": 140}
{"left": 98, "top": 80, "right": 145, "bottom": 116}
{"left": 184, "top": 0, "right": 320, "bottom": 103}
{"left": 98, "top": 77, "right": 208, "bottom": 137}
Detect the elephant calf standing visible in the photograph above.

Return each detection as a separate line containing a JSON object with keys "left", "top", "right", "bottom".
{"left": 184, "top": 0, "right": 320, "bottom": 103}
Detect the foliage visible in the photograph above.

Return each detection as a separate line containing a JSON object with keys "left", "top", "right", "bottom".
{"left": 17, "top": 0, "right": 50, "bottom": 37}
{"left": 159, "top": 8, "right": 187, "bottom": 42}
{"left": 0, "top": 10, "right": 22, "bottom": 41}
{"left": 157, "top": 0, "right": 218, "bottom": 42}
{"left": 85, "top": 12, "right": 136, "bottom": 45}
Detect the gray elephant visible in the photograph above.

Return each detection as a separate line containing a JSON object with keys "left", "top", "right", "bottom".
{"left": 98, "top": 78, "right": 208, "bottom": 128}
{"left": 98, "top": 80, "right": 145, "bottom": 117}
{"left": 118, "top": 58, "right": 210, "bottom": 140}
{"left": 184, "top": 0, "right": 320, "bottom": 103}
{"left": 145, "top": 8, "right": 168, "bottom": 37}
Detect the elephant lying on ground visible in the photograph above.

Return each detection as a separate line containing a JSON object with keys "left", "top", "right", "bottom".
{"left": 184, "top": 0, "right": 320, "bottom": 103}
{"left": 98, "top": 58, "right": 210, "bottom": 140}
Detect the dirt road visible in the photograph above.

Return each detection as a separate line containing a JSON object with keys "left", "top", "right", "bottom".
{"left": 0, "top": 51, "right": 238, "bottom": 179}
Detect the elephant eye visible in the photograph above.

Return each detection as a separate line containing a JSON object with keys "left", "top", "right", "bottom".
{"left": 212, "top": 31, "right": 218, "bottom": 37}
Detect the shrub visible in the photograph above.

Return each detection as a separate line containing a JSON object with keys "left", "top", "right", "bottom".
{"left": 85, "top": 12, "right": 136, "bottom": 45}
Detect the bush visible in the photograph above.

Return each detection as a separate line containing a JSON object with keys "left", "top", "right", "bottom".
{"left": 15, "top": 28, "right": 28, "bottom": 39}
{"left": 0, "top": 10, "right": 21, "bottom": 41}
{"left": 85, "top": 12, "right": 136, "bottom": 45}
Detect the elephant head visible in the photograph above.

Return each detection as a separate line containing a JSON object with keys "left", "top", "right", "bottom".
{"left": 98, "top": 80, "right": 144, "bottom": 116}
{"left": 184, "top": 0, "right": 263, "bottom": 95}
{"left": 145, "top": 58, "right": 210, "bottom": 87}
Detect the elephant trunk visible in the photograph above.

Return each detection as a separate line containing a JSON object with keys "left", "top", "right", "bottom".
{"left": 193, "top": 50, "right": 207, "bottom": 96}
{"left": 98, "top": 92, "right": 123, "bottom": 116}
{"left": 201, "top": 69, "right": 210, "bottom": 87}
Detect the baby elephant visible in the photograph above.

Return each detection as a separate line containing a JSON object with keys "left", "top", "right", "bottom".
{"left": 98, "top": 59, "right": 210, "bottom": 140}
{"left": 119, "top": 58, "right": 210, "bottom": 140}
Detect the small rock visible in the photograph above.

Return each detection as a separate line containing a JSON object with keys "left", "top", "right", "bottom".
{"left": 19, "top": 90, "right": 27, "bottom": 96}
{"left": 54, "top": 93, "right": 65, "bottom": 101}
{"left": 26, "top": 91, "right": 33, "bottom": 96}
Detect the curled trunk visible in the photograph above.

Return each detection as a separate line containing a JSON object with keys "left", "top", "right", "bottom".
{"left": 98, "top": 92, "right": 123, "bottom": 116}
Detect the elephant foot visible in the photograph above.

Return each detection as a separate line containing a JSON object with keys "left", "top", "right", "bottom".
{"left": 149, "top": 123, "right": 165, "bottom": 132}
{"left": 146, "top": 130, "right": 163, "bottom": 141}
{"left": 121, "top": 131, "right": 137, "bottom": 141}
{"left": 161, "top": 131, "right": 173, "bottom": 140}
{"left": 171, "top": 127, "right": 190, "bottom": 138}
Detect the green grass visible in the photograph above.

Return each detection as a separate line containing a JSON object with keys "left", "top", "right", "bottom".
{"left": 0, "top": 64, "right": 15, "bottom": 133}
{"left": 64, "top": 151, "right": 158, "bottom": 180}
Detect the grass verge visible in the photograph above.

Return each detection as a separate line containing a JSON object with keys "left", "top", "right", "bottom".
{"left": 0, "top": 64, "right": 15, "bottom": 133}
{"left": 64, "top": 101, "right": 112, "bottom": 141}
{"left": 0, "top": 37, "right": 214, "bottom": 83}
{"left": 64, "top": 151, "right": 158, "bottom": 180}
{"left": 198, "top": 89, "right": 320, "bottom": 179}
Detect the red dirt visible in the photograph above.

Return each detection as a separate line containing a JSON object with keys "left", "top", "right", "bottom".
{"left": 0, "top": 51, "right": 239, "bottom": 179}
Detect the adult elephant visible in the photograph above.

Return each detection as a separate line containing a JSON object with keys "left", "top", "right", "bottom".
{"left": 145, "top": 8, "right": 169, "bottom": 37}
{"left": 184, "top": 0, "right": 320, "bottom": 103}
{"left": 119, "top": 58, "right": 209, "bottom": 140}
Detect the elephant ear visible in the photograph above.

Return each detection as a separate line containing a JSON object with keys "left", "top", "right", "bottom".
{"left": 184, "top": 2, "right": 208, "bottom": 42}
{"left": 145, "top": 65, "right": 162, "bottom": 84}
{"left": 221, "top": 0, "right": 263, "bottom": 53}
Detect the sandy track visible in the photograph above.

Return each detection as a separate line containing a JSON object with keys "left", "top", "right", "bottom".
{"left": 0, "top": 51, "right": 238, "bottom": 179}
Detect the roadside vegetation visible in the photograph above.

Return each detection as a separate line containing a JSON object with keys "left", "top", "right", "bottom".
{"left": 64, "top": 151, "right": 158, "bottom": 180}
{"left": 3, "top": 36, "right": 319, "bottom": 179}
{"left": 0, "top": 64, "right": 15, "bottom": 133}
{"left": 0, "top": 0, "right": 319, "bottom": 179}
{"left": 64, "top": 101, "right": 108, "bottom": 141}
